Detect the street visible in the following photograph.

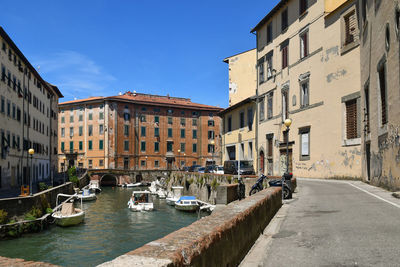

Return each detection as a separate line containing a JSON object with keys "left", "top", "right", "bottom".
{"left": 241, "top": 179, "right": 400, "bottom": 267}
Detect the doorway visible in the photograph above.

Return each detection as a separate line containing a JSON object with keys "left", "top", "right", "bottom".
{"left": 366, "top": 143, "right": 371, "bottom": 181}
{"left": 279, "top": 148, "right": 293, "bottom": 174}
{"left": 260, "top": 151, "right": 265, "bottom": 174}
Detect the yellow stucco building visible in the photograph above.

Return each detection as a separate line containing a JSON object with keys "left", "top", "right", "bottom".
{"left": 252, "top": 0, "right": 362, "bottom": 178}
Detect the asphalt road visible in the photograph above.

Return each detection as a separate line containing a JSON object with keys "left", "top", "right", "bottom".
{"left": 241, "top": 179, "right": 400, "bottom": 267}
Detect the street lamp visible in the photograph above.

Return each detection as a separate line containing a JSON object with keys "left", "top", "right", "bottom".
{"left": 177, "top": 149, "right": 181, "bottom": 170}
{"left": 28, "top": 148, "right": 34, "bottom": 195}
{"left": 62, "top": 156, "right": 67, "bottom": 184}
{"left": 283, "top": 118, "right": 292, "bottom": 200}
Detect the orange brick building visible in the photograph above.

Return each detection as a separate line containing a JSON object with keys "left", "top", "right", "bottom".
{"left": 58, "top": 92, "right": 222, "bottom": 170}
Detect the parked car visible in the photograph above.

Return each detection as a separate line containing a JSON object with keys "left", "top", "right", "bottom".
{"left": 189, "top": 165, "right": 201, "bottom": 172}
{"left": 205, "top": 165, "right": 216, "bottom": 173}
{"left": 215, "top": 165, "right": 224, "bottom": 174}
{"left": 197, "top": 167, "right": 206, "bottom": 173}
{"left": 223, "top": 160, "right": 255, "bottom": 175}
{"left": 181, "top": 166, "right": 190, "bottom": 172}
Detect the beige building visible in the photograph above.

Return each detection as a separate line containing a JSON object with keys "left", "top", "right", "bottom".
{"left": 223, "top": 49, "right": 257, "bottom": 107}
{"left": 220, "top": 50, "right": 258, "bottom": 171}
{"left": 0, "top": 27, "right": 63, "bottom": 191}
{"left": 252, "top": 0, "right": 362, "bottom": 178}
{"left": 359, "top": 0, "right": 400, "bottom": 190}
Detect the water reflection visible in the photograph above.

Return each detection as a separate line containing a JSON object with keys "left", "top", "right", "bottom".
{"left": 0, "top": 187, "right": 198, "bottom": 267}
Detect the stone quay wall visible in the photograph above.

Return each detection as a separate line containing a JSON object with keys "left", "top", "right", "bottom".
{"left": 99, "top": 187, "right": 282, "bottom": 267}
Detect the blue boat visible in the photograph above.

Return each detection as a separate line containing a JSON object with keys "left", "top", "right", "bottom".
{"left": 174, "top": 196, "right": 199, "bottom": 212}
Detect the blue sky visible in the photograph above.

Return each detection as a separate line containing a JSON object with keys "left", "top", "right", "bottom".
{"left": 1, "top": 0, "right": 279, "bottom": 108}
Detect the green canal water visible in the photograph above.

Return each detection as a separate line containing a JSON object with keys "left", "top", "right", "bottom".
{"left": 0, "top": 187, "right": 199, "bottom": 266}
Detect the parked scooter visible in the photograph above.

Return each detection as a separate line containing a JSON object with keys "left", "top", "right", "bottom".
{"left": 237, "top": 177, "right": 245, "bottom": 200}
{"left": 249, "top": 174, "right": 267, "bottom": 196}
{"left": 249, "top": 173, "right": 293, "bottom": 199}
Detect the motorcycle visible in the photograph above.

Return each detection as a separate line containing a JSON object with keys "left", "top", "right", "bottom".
{"left": 249, "top": 173, "right": 293, "bottom": 199}
{"left": 249, "top": 174, "right": 267, "bottom": 196}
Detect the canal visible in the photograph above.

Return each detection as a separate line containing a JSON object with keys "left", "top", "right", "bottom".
{"left": 0, "top": 187, "right": 199, "bottom": 266}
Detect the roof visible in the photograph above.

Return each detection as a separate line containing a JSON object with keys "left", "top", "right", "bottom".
{"left": 0, "top": 27, "right": 64, "bottom": 98}
{"left": 60, "top": 92, "right": 224, "bottom": 112}
{"left": 178, "top": 196, "right": 196, "bottom": 201}
{"left": 223, "top": 48, "right": 256, "bottom": 63}
{"left": 251, "top": 0, "right": 289, "bottom": 33}
{"left": 218, "top": 95, "right": 257, "bottom": 116}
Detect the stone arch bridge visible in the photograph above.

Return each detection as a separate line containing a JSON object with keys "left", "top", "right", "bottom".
{"left": 88, "top": 169, "right": 172, "bottom": 186}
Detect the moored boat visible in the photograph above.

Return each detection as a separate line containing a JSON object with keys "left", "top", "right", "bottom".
{"left": 174, "top": 196, "right": 199, "bottom": 212}
{"left": 127, "top": 190, "right": 154, "bottom": 212}
{"left": 123, "top": 182, "right": 142, "bottom": 188}
{"left": 88, "top": 180, "right": 101, "bottom": 193}
{"left": 77, "top": 189, "right": 97, "bottom": 201}
{"left": 52, "top": 193, "right": 85, "bottom": 227}
{"left": 166, "top": 186, "right": 184, "bottom": 206}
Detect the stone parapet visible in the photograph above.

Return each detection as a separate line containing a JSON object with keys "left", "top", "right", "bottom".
{"left": 99, "top": 187, "right": 282, "bottom": 267}
{"left": 0, "top": 256, "right": 58, "bottom": 267}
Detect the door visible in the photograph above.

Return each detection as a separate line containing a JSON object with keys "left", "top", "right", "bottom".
{"left": 260, "top": 151, "right": 265, "bottom": 174}
{"left": 366, "top": 143, "right": 371, "bottom": 181}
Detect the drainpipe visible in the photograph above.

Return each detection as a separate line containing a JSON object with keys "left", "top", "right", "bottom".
{"left": 253, "top": 31, "right": 260, "bottom": 175}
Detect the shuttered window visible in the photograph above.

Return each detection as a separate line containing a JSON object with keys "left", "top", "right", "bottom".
{"left": 346, "top": 99, "right": 357, "bottom": 139}
{"left": 344, "top": 10, "right": 358, "bottom": 46}
{"left": 267, "top": 137, "right": 273, "bottom": 157}
{"left": 300, "top": 31, "right": 308, "bottom": 58}
{"left": 281, "top": 8, "right": 288, "bottom": 32}
{"left": 299, "top": 0, "right": 308, "bottom": 15}
{"left": 282, "top": 45, "right": 288, "bottom": 69}
{"left": 378, "top": 64, "right": 387, "bottom": 125}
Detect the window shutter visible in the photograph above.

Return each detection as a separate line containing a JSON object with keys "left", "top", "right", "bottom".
{"left": 303, "top": 32, "right": 308, "bottom": 57}
{"left": 344, "top": 10, "right": 358, "bottom": 45}
{"left": 346, "top": 99, "right": 357, "bottom": 139}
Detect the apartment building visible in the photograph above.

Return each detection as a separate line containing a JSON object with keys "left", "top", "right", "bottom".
{"left": 58, "top": 92, "right": 222, "bottom": 170}
{"left": 359, "top": 0, "right": 400, "bottom": 190}
{"left": 220, "top": 49, "right": 258, "bottom": 170}
{"left": 252, "top": 0, "right": 362, "bottom": 178}
{"left": 0, "top": 27, "right": 63, "bottom": 190}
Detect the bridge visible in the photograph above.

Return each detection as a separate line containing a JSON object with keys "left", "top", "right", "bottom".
{"left": 87, "top": 169, "right": 172, "bottom": 186}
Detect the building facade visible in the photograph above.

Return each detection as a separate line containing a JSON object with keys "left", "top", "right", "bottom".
{"left": 252, "top": 0, "right": 362, "bottom": 178}
{"left": 58, "top": 92, "right": 222, "bottom": 170}
{"left": 220, "top": 49, "right": 258, "bottom": 170}
{"left": 0, "top": 27, "right": 63, "bottom": 190}
{"left": 359, "top": 0, "right": 400, "bottom": 190}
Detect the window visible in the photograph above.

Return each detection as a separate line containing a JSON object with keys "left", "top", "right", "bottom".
{"left": 124, "top": 112, "right": 130, "bottom": 121}
{"left": 154, "top": 160, "right": 159, "bottom": 167}
{"left": 192, "top": 129, "right": 197, "bottom": 139}
{"left": 300, "top": 31, "right": 308, "bottom": 59}
{"left": 364, "top": 83, "right": 370, "bottom": 133}
{"left": 267, "top": 134, "right": 273, "bottom": 158}
{"left": 281, "top": 42, "right": 289, "bottom": 69}
{"left": 282, "top": 90, "right": 289, "bottom": 121}
{"left": 155, "top": 116, "right": 159, "bottom": 123}
{"left": 168, "top": 117, "right": 173, "bottom": 124}
{"left": 258, "top": 57, "right": 264, "bottom": 83}
{"left": 61, "top": 116, "right": 65, "bottom": 123}
{"left": 88, "top": 160, "right": 93, "bottom": 168}
{"left": 168, "top": 128, "right": 173, "bottom": 138}
{"left": 70, "top": 115, "right": 74, "bottom": 123}
{"left": 141, "top": 126, "right": 146, "bottom": 137}
{"left": 378, "top": 62, "right": 387, "bottom": 126}
{"left": 192, "top": 118, "right": 197, "bottom": 126}
{"left": 154, "top": 142, "right": 159, "bottom": 152}
{"left": 208, "top": 120, "right": 215, "bottom": 126}
{"left": 167, "top": 141, "right": 173, "bottom": 152}
{"left": 180, "top": 118, "right": 186, "bottom": 126}
{"left": 88, "top": 125, "right": 93, "bottom": 136}
{"left": 99, "top": 160, "right": 104, "bottom": 167}
{"left": 124, "top": 125, "right": 129, "bottom": 136}
{"left": 88, "top": 113, "right": 93, "bottom": 120}
{"left": 79, "top": 141, "right": 83, "bottom": 150}
{"left": 154, "top": 127, "right": 159, "bottom": 137}
{"left": 281, "top": 8, "right": 288, "bottom": 32}
{"left": 88, "top": 140, "right": 93, "bottom": 150}
{"left": 266, "top": 52, "right": 273, "bottom": 80}
{"left": 0, "top": 96, "right": 4, "bottom": 113}
{"left": 240, "top": 111, "right": 245, "bottom": 128}
{"left": 99, "top": 124, "right": 104, "bottom": 134}
{"left": 61, "top": 142, "right": 64, "bottom": 151}
{"left": 208, "top": 130, "right": 215, "bottom": 140}
{"left": 228, "top": 116, "right": 232, "bottom": 132}
{"left": 69, "top": 127, "right": 74, "bottom": 137}
{"left": 7, "top": 100, "right": 10, "bottom": 117}
{"left": 61, "top": 128, "right": 65, "bottom": 137}
{"left": 124, "top": 140, "right": 129, "bottom": 151}
{"left": 180, "top": 143, "right": 185, "bottom": 152}
{"left": 299, "top": 127, "right": 310, "bottom": 160}
{"left": 248, "top": 142, "right": 253, "bottom": 159}
{"left": 192, "top": 143, "right": 197, "bottom": 153}
{"left": 141, "top": 160, "right": 146, "bottom": 167}
{"left": 99, "top": 112, "right": 104, "bottom": 120}
{"left": 260, "top": 97, "right": 265, "bottom": 121}
{"left": 180, "top": 129, "right": 185, "bottom": 138}
{"left": 300, "top": 80, "right": 309, "bottom": 107}
{"left": 299, "top": 0, "right": 308, "bottom": 15}
{"left": 267, "top": 23, "right": 273, "bottom": 44}
{"left": 345, "top": 99, "right": 358, "bottom": 139}
{"left": 140, "top": 115, "right": 146, "bottom": 122}
{"left": 395, "top": 8, "right": 400, "bottom": 36}
{"left": 141, "top": 141, "right": 146, "bottom": 152}
{"left": 208, "top": 144, "right": 215, "bottom": 153}
{"left": 99, "top": 140, "right": 104, "bottom": 150}
{"left": 343, "top": 10, "right": 358, "bottom": 47}
{"left": 267, "top": 93, "right": 273, "bottom": 119}
{"left": 247, "top": 108, "right": 253, "bottom": 131}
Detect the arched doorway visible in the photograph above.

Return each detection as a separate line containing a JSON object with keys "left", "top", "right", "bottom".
{"left": 100, "top": 174, "right": 118, "bottom": 186}
{"left": 260, "top": 151, "right": 265, "bottom": 174}
{"left": 135, "top": 174, "right": 142, "bottom": 183}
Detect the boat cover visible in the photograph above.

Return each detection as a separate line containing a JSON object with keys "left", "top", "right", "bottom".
{"left": 178, "top": 196, "right": 196, "bottom": 201}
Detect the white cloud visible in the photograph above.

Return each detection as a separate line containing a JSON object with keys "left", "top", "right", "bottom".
{"left": 32, "top": 51, "right": 116, "bottom": 100}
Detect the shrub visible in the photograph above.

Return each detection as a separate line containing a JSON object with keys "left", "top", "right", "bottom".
{"left": 46, "top": 208, "right": 53, "bottom": 214}
{"left": 38, "top": 182, "right": 48, "bottom": 192}
{"left": 69, "top": 175, "right": 79, "bottom": 187}
{"left": 227, "top": 176, "right": 232, "bottom": 184}
{"left": 211, "top": 178, "right": 220, "bottom": 190}
{"left": 0, "top": 209, "right": 8, "bottom": 224}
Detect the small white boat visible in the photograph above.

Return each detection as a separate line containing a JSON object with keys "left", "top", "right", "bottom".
{"left": 175, "top": 196, "right": 199, "bottom": 212}
{"left": 166, "top": 186, "right": 184, "bottom": 206}
{"left": 89, "top": 180, "right": 101, "bottom": 193}
{"left": 77, "top": 189, "right": 97, "bottom": 202}
{"left": 148, "top": 181, "right": 158, "bottom": 195}
{"left": 52, "top": 193, "right": 85, "bottom": 227}
{"left": 127, "top": 191, "right": 154, "bottom": 212}
{"left": 124, "top": 182, "right": 142, "bottom": 188}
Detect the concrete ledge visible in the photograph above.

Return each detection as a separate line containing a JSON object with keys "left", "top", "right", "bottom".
{"left": 99, "top": 187, "right": 282, "bottom": 267}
